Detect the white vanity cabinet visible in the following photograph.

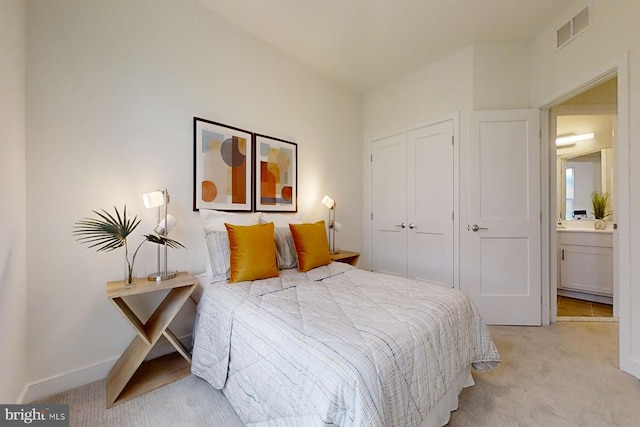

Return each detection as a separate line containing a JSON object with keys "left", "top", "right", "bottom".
{"left": 558, "top": 230, "right": 613, "bottom": 297}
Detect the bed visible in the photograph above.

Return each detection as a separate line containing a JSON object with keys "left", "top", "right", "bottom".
{"left": 190, "top": 210, "right": 499, "bottom": 426}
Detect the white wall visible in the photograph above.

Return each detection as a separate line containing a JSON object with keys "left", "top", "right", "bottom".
{"left": 26, "top": 0, "right": 362, "bottom": 398}
{"left": 530, "top": 0, "right": 640, "bottom": 377}
{"left": 0, "top": 0, "right": 28, "bottom": 403}
{"left": 363, "top": 46, "right": 474, "bottom": 139}
{"left": 473, "top": 41, "right": 532, "bottom": 110}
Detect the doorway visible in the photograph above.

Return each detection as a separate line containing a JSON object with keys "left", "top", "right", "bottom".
{"left": 540, "top": 56, "right": 634, "bottom": 377}
{"left": 549, "top": 76, "right": 619, "bottom": 321}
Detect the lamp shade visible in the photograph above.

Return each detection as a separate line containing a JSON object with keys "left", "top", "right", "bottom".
{"left": 154, "top": 214, "right": 177, "bottom": 235}
{"left": 143, "top": 191, "right": 165, "bottom": 208}
{"left": 322, "top": 195, "right": 335, "bottom": 209}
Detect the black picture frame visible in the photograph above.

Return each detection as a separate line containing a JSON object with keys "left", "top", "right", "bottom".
{"left": 254, "top": 134, "right": 298, "bottom": 212}
{"left": 193, "top": 117, "right": 254, "bottom": 211}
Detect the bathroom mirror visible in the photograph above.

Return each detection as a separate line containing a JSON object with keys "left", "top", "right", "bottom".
{"left": 556, "top": 113, "right": 615, "bottom": 221}
{"left": 558, "top": 151, "right": 613, "bottom": 220}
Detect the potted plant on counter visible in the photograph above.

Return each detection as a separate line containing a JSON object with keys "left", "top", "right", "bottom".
{"left": 591, "top": 191, "right": 611, "bottom": 230}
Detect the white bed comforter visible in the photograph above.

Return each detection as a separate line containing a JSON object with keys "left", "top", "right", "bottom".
{"left": 192, "top": 263, "right": 499, "bottom": 426}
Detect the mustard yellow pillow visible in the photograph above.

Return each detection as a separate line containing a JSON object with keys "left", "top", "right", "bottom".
{"left": 225, "top": 222, "right": 279, "bottom": 283}
{"left": 289, "top": 221, "right": 331, "bottom": 272}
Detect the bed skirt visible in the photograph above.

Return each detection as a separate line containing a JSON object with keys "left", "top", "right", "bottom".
{"left": 420, "top": 366, "right": 474, "bottom": 427}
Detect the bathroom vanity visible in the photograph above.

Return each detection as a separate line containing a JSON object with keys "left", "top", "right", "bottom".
{"left": 557, "top": 228, "right": 613, "bottom": 304}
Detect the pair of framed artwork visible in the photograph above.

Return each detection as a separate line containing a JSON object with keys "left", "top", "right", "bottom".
{"left": 194, "top": 117, "right": 297, "bottom": 212}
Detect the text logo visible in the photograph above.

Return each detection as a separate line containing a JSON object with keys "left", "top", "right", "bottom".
{"left": 0, "top": 405, "right": 68, "bottom": 427}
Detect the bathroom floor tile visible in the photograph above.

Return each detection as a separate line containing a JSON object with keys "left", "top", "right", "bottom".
{"left": 557, "top": 296, "right": 613, "bottom": 317}
{"left": 592, "top": 301, "right": 614, "bottom": 317}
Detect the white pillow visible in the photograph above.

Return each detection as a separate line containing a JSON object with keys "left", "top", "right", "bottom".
{"left": 273, "top": 227, "right": 298, "bottom": 269}
{"left": 259, "top": 212, "right": 304, "bottom": 227}
{"left": 260, "top": 212, "right": 304, "bottom": 269}
{"left": 204, "top": 229, "right": 231, "bottom": 282}
{"left": 200, "top": 209, "right": 261, "bottom": 231}
{"left": 199, "top": 210, "right": 261, "bottom": 277}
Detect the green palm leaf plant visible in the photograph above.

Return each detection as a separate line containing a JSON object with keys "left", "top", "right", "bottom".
{"left": 73, "top": 205, "right": 184, "bottom": 285}
{"left": 591, "top": 191, "right": 612, "bottom": 220}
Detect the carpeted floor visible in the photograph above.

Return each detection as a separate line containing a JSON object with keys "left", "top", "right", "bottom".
{"left": 450, "top": 322, "right": 640, "bottom": 426}
{"left": 36, "top": 322, "right": 640, "bottom": 426}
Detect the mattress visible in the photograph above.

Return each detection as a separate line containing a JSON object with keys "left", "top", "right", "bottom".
{"left": 191, "top": 262, "right": 499, "bottom": 426}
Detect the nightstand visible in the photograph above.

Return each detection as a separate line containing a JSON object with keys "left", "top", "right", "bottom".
{"left": 106, "top": 271, "right": 197, "bottom": 408}
{"left": 330, "top": 250, "right": 360, "bottom": 266}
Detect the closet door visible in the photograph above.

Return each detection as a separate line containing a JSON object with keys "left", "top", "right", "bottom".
{"left": 407, "top": 121, "right": 454, "bottom": 286}
{"left": 371, "top": 133, "right": 408, "bottom": 276}
{"left": 371, "top": 119, "right": 454, "bottom": 285}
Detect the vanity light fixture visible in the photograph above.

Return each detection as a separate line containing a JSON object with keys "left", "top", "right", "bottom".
{"left": 555, "top": 132, "right": 595, "bottom": 147}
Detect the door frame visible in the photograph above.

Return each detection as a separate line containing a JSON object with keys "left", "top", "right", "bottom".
{"left": 538, "top": 55, "right": 633, "bottom": 375}
{"left": 363, "top": 112, "right": 460, "bottom": 288}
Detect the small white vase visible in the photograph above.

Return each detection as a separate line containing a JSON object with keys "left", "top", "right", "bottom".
{"left": 594, "top": 219, "right": 607, "bottom": 230}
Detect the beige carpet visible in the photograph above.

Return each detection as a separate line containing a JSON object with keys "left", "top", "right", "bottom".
{"left": 36, "top": 322, "right": 640, "bottom": 426}
{"left": 450, "top": 322, "right": 640, "bottom": 427}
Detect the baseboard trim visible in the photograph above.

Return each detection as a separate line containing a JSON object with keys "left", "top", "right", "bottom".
{"left": 17, "top": 384, "right": 29, "bottom": 404}
{"left": 22, "top": 334, "right": 192, "bottom": 403}
{"left": 22, "top": 357, "right": 116, "bottom": 403}
{"left": 557, "top": 289, "right": 613, "bottom": 305}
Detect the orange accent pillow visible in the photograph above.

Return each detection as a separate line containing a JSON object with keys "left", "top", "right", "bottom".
{"left": 289, "top": 221, "right": 331, "bottom": 272}
{"left": 225, "top": 222, "right": 279, "bottom": 283}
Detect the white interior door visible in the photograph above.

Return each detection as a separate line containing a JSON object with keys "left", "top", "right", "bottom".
{"left": 371, "top": 133, "right": 408, "bottom": 276}
{"left": 407, "top": 121, "right": 454, "bottom": 286}
{"left": 464, "top": 110, "right": 541, "bottom": 325}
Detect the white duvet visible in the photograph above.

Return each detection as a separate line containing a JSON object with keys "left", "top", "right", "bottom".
{"left": 191, "top": 263, "right": 499, "bottom": 426}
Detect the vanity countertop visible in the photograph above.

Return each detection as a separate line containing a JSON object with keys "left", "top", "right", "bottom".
{"left": 556, "top": 227, "right": 613, "bottom": 234}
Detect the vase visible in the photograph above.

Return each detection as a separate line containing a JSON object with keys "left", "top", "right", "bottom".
{"left": 124, "top": 258, "right": 136, "bottom": 286}
{"left": 594, "top": 219, "right": 607, "bottom": 230}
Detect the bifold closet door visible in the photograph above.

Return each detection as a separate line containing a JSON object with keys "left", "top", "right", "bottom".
{"left": 371, "top": 133, "right": 408, "bottom": 277}
{"left": 407, "top": 121, "right": 454, "bottom": 286}
{"left": 371, "top": 120, "right": 454, "bottom": 286}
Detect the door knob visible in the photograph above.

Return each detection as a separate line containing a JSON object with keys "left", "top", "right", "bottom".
{"left": 409, "top": 223, "right": 417, "bottom": 229}
{"left": 470, "top": 224, "right": 488, "bottom": 232}
{"left": 395, "top": 223, "right": 406, "bottom": 229}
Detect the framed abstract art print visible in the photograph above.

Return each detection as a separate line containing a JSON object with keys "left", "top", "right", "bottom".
{"left": 193, "top": 117, "right": 253, "bottom": 211}
{"left": 254, "top": 134, "right": 297, "bottom": 212}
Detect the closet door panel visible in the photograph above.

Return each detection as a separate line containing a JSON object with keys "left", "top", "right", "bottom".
{"left": 408, "top": 121, "right": 454, "bottom": 286}
{"left": 411, "top": 233, "right": 446, "bottom": 284}
{"left": 371, "top": 133, "right": 408, "bottom": 276}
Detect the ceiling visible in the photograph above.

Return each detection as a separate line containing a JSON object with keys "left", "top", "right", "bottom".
{"left": 198, "top": 0, "right": 576, "bottom": 93}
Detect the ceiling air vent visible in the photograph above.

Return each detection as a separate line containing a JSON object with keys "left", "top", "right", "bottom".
{"left": 556, "top": 6, "right": 590, "bottom": 49}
